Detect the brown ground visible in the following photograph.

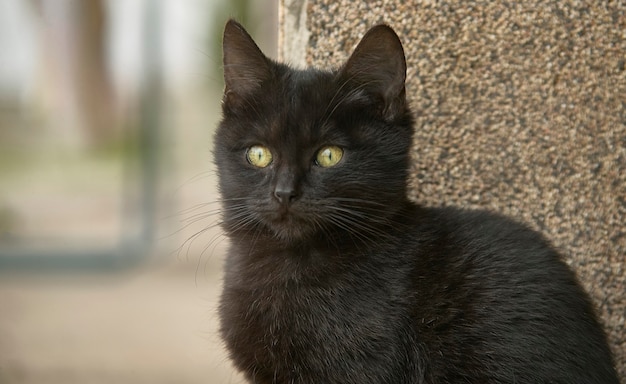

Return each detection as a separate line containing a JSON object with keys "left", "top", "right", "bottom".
{"left": 0, "top": 85, "right": 245, "bottom": 383}
{"left": 0, "top": 261, "right": 245, "bottom": 384}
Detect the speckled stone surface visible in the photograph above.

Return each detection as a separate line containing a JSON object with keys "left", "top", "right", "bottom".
{"left": 281, "top": 0, "right": 626, "bottom": 379}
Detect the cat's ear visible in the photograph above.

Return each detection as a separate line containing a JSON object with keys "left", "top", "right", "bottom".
{"left": 340, "top": 25, "right": 407, "bottom": 119}
{"left": 222, "top": 20, "right": 271, "bottom": 101}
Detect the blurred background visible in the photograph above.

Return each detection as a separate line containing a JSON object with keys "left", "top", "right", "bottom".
{"left": 0, "top": 0, "right": 277, "bottom": 382}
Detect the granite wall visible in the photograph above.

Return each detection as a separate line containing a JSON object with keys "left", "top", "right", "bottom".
{"left": 280, "top": 0, "right": 625, "bottom": 379}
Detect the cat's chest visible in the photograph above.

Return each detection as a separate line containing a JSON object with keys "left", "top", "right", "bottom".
{"left": 225, "top": 262, "right": 387, "bottom": 341}
{"left": 220, "top": 247, "right": 410, "bottom": 376}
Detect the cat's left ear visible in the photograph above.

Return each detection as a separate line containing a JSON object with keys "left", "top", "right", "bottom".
{"left": 340, "top": 25, "right": 407, "bottom": 119}
{"left": 222, "top": 20, "right": 271, "bottom": 103}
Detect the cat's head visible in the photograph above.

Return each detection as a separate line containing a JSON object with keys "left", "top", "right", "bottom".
{"left": 214, "top": 20, "right": 413, "bottom": 245}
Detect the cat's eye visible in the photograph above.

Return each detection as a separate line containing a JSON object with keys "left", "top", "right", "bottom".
{"left": 246, "top": 145, "right": 273, "bottom": 168}
{"left": 316, "top": 146, "right": 343, "bottom": 168}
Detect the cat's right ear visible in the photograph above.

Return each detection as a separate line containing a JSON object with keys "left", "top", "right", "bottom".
{"left": 222, "top": 20, "right": 271, "bottom": 103}
{"left": 339, "top": 25, "right": 407, "bottom": 120}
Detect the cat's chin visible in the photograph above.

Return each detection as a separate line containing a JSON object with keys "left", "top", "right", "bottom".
{"left": 266, "top": 217, "right": 317, "bottom": 244}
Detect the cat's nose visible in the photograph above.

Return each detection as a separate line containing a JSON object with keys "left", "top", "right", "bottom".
{"left": 274, "top": 187, "right": 298, "bottom": 205}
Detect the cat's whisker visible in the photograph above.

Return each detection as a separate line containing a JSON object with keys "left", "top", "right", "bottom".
{"left": 168, "top": 198, "right": 248, "bottom": 222}
{"left": 159, "top": 207, "right": 222, "bottom": 246}
{"left": 181, "top": 201, "right": 247, "bottom": 223}
{"left": 175, "top": 226, "right": 212, "bottom": 262}
{"left": 328, "top": 204, "right": 402, "bottom": 241}
{"left": 179, "top": 216, "right": 243, "bottom": 268}
{"left": 326, "top": 201, "right": 392, "bottom": 223}
{"left": 321, "top": 82, "right": 375, "bottom": 127}
{"left": 161, "top": 218, "right": 215, "bottom": 244}
{"left": 337, "top": 205, "right": 412, "bottom": 231}
{"left": 174, "top": 206, "right": 246, "bottom": 260}
{"left": 329, "top": 216, "right": 383, "bottom": 242}
{"left": 169, "top": 203, "right": 248, "bottom": 241}
{"left": 243, "top": 221, "right": 265, "bottom": 260}
{"left": 324, "top": 206, "right": 379, "bottom": 233}
{"left": 196, "top": 230, "right": 231, "bottom": 286}
{"left": 176, "top": 169, "right": 218, "bottom": 187}
{"left": 166, "top": 202, "right": 216, "bottom": 218}
{"left": 324, "top": 214, "right": 373, "bottom": 252}
{"left": 328, "top": 196, "right": 416, "bottom": 230}
{"left": 329, "top": 196, "right": 388, "bottom": 206}
{"left": 180, "top": 207, "right": 224, "bottom": 221}
{"left": 321, "top": 76, "right": 355, "bottom": 123}
{"left": 321, "top": 66, "right": 382, "bottom": 126}
{"left": 314, "top": 217, "right": 344, "bottom": 254}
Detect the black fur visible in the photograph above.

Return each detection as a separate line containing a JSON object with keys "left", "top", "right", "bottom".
{"left": 214, "top": 20, "right": 618, "bottom": 383}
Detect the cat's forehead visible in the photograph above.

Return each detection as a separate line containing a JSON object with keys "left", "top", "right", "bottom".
{"left": 283, "top": 68, "right": 337, "bottom": 109}
{"left": 260, "top": 68, "right": 343, "bottom": 140}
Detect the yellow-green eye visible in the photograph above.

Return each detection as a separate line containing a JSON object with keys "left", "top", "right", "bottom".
{"left": 316, "top": 146, "right": 343, "bottom": 168}
{"left": 246, "top": 145, "right": 273, "bottom": 168}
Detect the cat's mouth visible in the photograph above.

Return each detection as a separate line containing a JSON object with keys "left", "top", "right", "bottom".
{"left": 263, "top": 206, "right": 317, "bottom": 242}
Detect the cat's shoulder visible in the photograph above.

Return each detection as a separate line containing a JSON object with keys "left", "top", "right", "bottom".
{"left": 411, "top": 204, "right": 560, "bottom": 267}
{"left": 408, "top": 203, "right": 578, "bottom": 298}
{"left": 419, "top": 204, "right": 547, "bottom": 244}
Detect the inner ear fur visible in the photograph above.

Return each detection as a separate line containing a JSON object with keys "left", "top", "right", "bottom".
{"left": 340, "top": 25, "right": 407, "bottom": 119}
{"left": 222, "top": 20, "right": 271, "bottom": 100}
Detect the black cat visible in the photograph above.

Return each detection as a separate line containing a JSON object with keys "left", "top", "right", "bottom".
{"left": 214, "top": 20, "right": 619, "bottom": 383}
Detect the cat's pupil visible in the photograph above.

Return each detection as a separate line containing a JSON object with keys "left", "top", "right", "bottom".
{"left": 316, "top": 146, "right": 343, "bottom": 168}
{"left": 246, "top": 145, "right": 273, "bottom": 168}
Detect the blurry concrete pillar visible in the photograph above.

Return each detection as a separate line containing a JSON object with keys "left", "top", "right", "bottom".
{"left": 278, "top": 0, "right": 309, "bottom": 66}
{"left": 74, "top": 0, "right": 118, "bottom": 145}
{"left": 32, "top": 0, "right": 118, "bottom": 146}
{"left": 279, "top": 0, "right": 626, "bottom": 379}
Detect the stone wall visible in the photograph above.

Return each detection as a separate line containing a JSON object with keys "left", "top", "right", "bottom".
{"left": 280, "top": 0, "right": 625, "bottom": 379}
